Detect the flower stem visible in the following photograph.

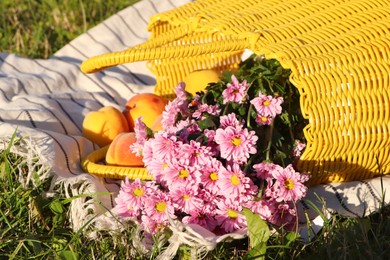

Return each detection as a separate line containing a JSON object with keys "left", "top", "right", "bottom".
{"left": 287, "top": 83, "right": 295, "bottom": 142}
{"left": 222, "top": 102, "right": 230, "bottom": 115}
{"left": 247, "top": 104, "right": 253, "bottom": 128}
{"left": 265, "top": 120, "right": 275, "bottom": 161}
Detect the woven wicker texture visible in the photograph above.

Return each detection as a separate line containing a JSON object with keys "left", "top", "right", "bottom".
{"left": 81, "top": 145, "right": 153, "bottom": 180}
{"left": 81, "top": 0, "right": 390, "bottom": 185}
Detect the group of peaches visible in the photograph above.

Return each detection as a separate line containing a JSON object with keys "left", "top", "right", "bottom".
{"left": 81, "top": 69, "right": 220, "bottom": 168}
{"left": 82, "top": 93, "right": 168, "bottom": 167}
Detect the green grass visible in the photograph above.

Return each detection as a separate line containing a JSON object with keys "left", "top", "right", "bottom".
{"left": 1, "top": 133, "right": 388, "bottom": 259}
{"left": 1, "top": 1, "right": 389, "bottom": 259}
{"left": 0, "top": 0, "right": 140, "bottom": 59}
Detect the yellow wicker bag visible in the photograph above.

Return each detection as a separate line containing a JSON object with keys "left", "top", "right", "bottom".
{"left": 81, "top": 0, "right": 390, "bottom": 185}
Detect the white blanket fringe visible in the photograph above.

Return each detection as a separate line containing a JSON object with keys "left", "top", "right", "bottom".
{"left": 0, "top": 133, "right": 52, "bottom": 188}
{"left": 157, "top": 219, "right": 247, "bottom": 260}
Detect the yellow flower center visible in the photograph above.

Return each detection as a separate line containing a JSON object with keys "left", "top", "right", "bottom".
{"left": 227, "top": 209, "right": 238, "bottom": 219}
{"left": 261, "top": 116, "right": 269, "bottom": 122}
{"left": 231, "top": 174, "right": 240, "bottom": 186}
{"left": 263, "top": 100, "right": 271, "bottom": 106}
{"left": 231, "top": 136, "right": 242, "bottom": 146}
{"left": 209, "top": 172, "right": 219, "bottom": 181}
{"left": 284, "top": 178, "right": 295, "bottom": 190}
{"left": 155, "top": 202, "right": 167, "bottom": 212}
{"left": 163, "top": 163, "right": 169, "bottom": 170}
{"left": 178, "top": 169, "right": 189, "bottom": 179}
{"left": 183, "top": 194, "right": 190, "bottom": 200}
{"left": 133, "top": 188, "right": 144, "bottom": 197}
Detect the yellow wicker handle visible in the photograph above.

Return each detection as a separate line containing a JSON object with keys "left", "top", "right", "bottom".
{"left": 81, "top": 145, "right": 153, "bottom": 180}
{"left": 80, "top": 38, "right": 248, "bottom": 74}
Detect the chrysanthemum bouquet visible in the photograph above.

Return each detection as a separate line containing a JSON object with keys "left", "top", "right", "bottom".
{"left": 113, "top": 55, "right": 309, "bottom": 235}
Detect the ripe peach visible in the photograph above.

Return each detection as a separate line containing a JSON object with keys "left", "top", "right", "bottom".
{"left": 82, "top": 106, "right": 129, "bottom": 147}
{"left": 151, "top": 114, "right": 163, "bottom": 132}
{"left": 105, "top": 132, "right": 144, "bottom": 166}
{"left": 123, "top": 93, "right": 168, "bottom": 131}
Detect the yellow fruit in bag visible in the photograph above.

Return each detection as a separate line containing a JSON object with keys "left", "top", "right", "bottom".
{"left": 184, "top": 70, "right": 220, "bottom": 95}
{"left": 82, "top": 106, "right": 129, "bottom": 147}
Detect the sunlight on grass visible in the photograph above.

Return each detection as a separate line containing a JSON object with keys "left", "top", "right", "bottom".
{"left": 1, "top": 1, "right": 389, "bottom": 259}
{"left": 0, "top": 0, "right": 139, "bottom": 59}
{"left": 0, "top": 133, "right": 147, "bottom": 259}
{"left": 1, "top": 133, "right": 389, "bottom": 259}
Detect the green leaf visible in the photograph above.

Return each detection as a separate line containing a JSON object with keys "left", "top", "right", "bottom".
{"left": 50, "top": 200, "right": 64, "bottom": 215}
{"left": 279, "top": 112, "right": 291, "bottom": 126}
{"left": 238, "top": 105, "right": 247, "bottom": 117}
{"left": 197, "top": 117, "right": 216, "bottom": 130}
{"left": 245, "top": 242, "right": 267, "bottom": 260}
{"left": 243, "top": 208, "right": 270, "bottom": 249}
{"left": 285, "top": 231, "right": 300, "bottom": 246}
{"left": 58, "top": 250, "right": 79, "bottom": 260}
{"left": 27, "top": 240, "right": 42, "bottom": 254}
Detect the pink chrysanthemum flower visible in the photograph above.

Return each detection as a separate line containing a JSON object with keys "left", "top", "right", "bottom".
{"left": 273, "top": 164, "right": 309, "bottom": 202}
{"left": 112, "top": 189, "right": 139, "bottom": 219}
{"left": 141, "top": 138, "right": 154, "bottom": 165}
{"left": 130, "top": 117, "right": 148, "bottom": 156}
{"left": 182, "top": 206, "right": 218, "bottom": 231}
{"left": 219, "top": 113, "right": 243, "bottom": 129}
{"left": 143, "top": 192, "right": 176, "bottom": 224}
{"left": 140, "top": 214, "right": 168, "bottom": 234}
{"left": 197, "top": 188, "right": 220, "bottom": 209}
{"left": 267, "top": 201, "right": 297, "bottom": 230}
{"left": 215, "top": 198, "right": 247, "bottom": 233}
{"left": 120, "top": 178, "right": 148, "bottom": 208}
{"left": 293, "top": 140, "right": 306, "bottom": 158}
{"left": 162, "top": 160, "right": 201, "bottom": 189}
{"left": 250, "top": 93, "right": 283, "bottom": 118}
{"left": 144, "top": 156, "right": 167, "bottom": 183}
{"left": 253, "top": 162, "right": 283, "bottom": 181}
{"left": 177, "top": 140, "right": 213, "bottom": 166}
{"left": 200, "top": 157, "right": 224, "bottom": 192}
{"left": 192, "top": 103, "right": 221, "bottom": 120}
{"left": 203, "top": 129, "right": 219, "bottom": 155}
{"left": 134, "top": 117, "right": 148, "bottom": 141}
{"left": 222, "top": 75, "right": 249, "bottom": 104}
{"left": 175, "top": 82, "right": 187, "bottom": 100}
{"left": 162, "top": 100, "right": 181, "bottom": 129}
{"left": 217, "top": 163, "right": 257, "bottom": 200}
{"left": 244, "top": 199, "right": 273, "bottom": 221}
{"left": 113, "top": 178, "right": 160, "bottom": 219}
{"left": 214, "top": 125, "right": 258, "bottom": 164}
{"left": 161, "top": 83, "right": 190, "bottom": 129}
{"left": 170, "top": 184, "right": 203, "bottom": 214}
{"left": 255, "top": 114, "right": 273, "bottom": 125}
{"left": 151, "top": 131, "right": 182, "bottom": 162}
{"left": 173, "top": 119, "right": 201, "bottom": 140}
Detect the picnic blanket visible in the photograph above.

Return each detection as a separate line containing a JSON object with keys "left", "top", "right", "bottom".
{"left": 1, "top": 0, "right": 389, "bottom": 253}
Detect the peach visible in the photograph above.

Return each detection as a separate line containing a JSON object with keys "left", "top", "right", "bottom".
{"left": 105, "top": 132, "right": 144, "bottom": 166}
{"left": 82, "top": 106, "right": 129, "bottom": 147}
{"left": 122, "top": 93, "right": 168, "bottom": 131}
{"left": 151, "top": 114, "right": 163, "bottom": 132}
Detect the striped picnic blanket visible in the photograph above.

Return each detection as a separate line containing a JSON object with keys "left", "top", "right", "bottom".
{"left": 0, "top": 0, "right": 388, "bottom": 251}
